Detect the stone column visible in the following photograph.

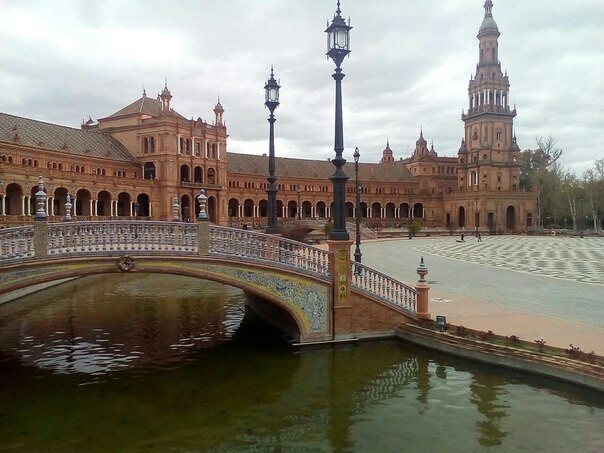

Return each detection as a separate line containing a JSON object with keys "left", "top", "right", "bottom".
{"left": 328, "top": 239, "right": 354, "bottom": 339}
{"left": 415, "top": 257, "right": 430, "bottom": 319}
{"left": 197, "top": 189, "right": 210, "bottom": 256}
{"left": 33, "top": 176, "right": 48, "bottom": 259}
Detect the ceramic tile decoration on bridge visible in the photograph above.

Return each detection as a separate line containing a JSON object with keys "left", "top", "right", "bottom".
{"left": 0, "top": 177, "right": 430, "bottom": 344}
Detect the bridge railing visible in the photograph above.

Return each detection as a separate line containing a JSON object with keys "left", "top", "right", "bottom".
{"left": 46, "top": 221, "right": 198, "bottom": 257}
{"left": 209, "top": 225, "right": 332, "bottom": 279}
{"left": 351, "top": 262, "right": 417, "bottom": 314}
{"left": 0, "top": 225, "right": 35, "bottom": 262}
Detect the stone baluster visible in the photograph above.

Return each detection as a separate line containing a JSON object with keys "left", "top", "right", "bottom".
{"left": 64, "top": 193, "right": 73, "bottom": 221}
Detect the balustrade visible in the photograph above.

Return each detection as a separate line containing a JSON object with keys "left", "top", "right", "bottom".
{"left": 209, "top": 225, "right": 331, "bottom": 279}
{"left": 351, "top": 262, "right": 417, "bottom": 313}
{"left": 46, "top": 221, "right": 198, "bottom": 257}
{"left": 0, "top": 225, "right": 35, "bottom": 262}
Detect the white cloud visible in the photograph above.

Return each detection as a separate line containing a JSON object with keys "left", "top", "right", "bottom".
{"left": 1, "top": 0, "right": 601, "bottom": 175}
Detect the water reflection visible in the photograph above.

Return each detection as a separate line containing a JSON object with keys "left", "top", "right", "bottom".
{"left": 0, "top": 274, "right": 603, "bottom": 451}
{"left": 0, "top": 274, "right": 246, "bottom": 375}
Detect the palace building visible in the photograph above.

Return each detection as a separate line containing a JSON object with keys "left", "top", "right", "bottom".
{"left": 0, "top": 1, "right": 535, "bottom": 232}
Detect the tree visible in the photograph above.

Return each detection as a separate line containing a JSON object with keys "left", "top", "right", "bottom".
{"left": 583, "top": 159, "right": 604, "bottom": 233}
{"left": 520, "top": 135, "right": 563, "bottom": 229}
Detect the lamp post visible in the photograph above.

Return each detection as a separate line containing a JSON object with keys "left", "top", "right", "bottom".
{"left": 325, "top": 0, "right": 352, "bottom": 241}
{"left": 296, "top": 185, "right": 301, "bottom": 220}
{"left": 264, "top": 67, "right": 280, "bottom": 233}
{"left": 353, "top": 147, "right": 362, "bottom": 264}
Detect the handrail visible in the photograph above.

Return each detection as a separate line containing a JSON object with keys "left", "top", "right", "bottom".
{"left": 351, "top": 261, "right": 417, "bottom": 314}
{"left": 209, "top": 225, "right": 332, "bottom": 279}
{"left": 0, "top": 225, "right": 35, "bottom": 262}
{"left": 46, "top": 221, "right": 198, "bottom": 257}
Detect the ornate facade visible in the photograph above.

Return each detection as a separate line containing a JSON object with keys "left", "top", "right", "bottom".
{"left": 0, "top": 1, "right": 534, "bottom": 233}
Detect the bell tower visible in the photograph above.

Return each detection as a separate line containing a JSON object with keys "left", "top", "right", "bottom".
{"left": 459, "top": 0, "right": 520, "bottom": 193}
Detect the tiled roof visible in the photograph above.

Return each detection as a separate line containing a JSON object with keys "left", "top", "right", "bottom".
{"left": 0, "top": 113, "right": 138, "bottom": 162}
{"left": 105, "top": 95, "right": 187, "bottom": 120}
{"left": 227, "top": 153, "right": 415, "bottom": 182}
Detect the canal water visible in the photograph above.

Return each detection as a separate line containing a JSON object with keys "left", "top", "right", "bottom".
{"left": 0, "top": 274, "right": 603, "bottom": 452}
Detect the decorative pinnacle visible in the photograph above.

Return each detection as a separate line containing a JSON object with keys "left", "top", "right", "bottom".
{"left": 336, "top": 0, "right": 341, "bottom": 16}
{"left": 416, "top": 256, "right": 428, "bottom": 282}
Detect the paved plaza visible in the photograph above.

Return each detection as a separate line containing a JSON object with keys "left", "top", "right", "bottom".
{"left": 359, "top": 235, "right": 604, "bottom": 355}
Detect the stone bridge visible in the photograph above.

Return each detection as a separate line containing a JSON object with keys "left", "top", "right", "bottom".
{"left": 0, "top": 216, "right": 430, "bottom": 344}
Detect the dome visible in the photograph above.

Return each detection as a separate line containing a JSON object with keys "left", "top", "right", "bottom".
{"left": 479, "top": 16, "right": 499, "bottom": 35}
{"left": 478, "top": 0, "right": 500, "bottom": 37}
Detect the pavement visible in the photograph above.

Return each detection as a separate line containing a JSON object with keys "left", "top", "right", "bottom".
{"left": 352, "top": 235, "right": 604, "bottom": 355}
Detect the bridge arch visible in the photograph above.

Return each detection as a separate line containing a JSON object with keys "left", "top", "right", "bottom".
{"left": 0, "top": 256, "right": 331, "bottom": 343}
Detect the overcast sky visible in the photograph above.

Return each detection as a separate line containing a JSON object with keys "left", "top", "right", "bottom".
{"left": 1, "top": 0, "right": 602, "bottom": 175}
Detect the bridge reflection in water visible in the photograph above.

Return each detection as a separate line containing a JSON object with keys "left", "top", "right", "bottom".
{"left": 0, "top": 274, "right": 603, "bottom": 451}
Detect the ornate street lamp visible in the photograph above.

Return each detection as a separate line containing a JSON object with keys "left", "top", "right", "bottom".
{"left": 325, "top": 0, "right": 352, "bottom": 241}
{"left": 353, "top": 147, "right": 362, "bottom": 264}
{"left": 265, "top": 66, "right": 280, "bottom": 234}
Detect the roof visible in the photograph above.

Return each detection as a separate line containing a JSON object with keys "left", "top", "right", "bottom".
{"left": 104, "top": 94, "right": 187, "bottom": 120}
{"left": 227, "top": 152, "right": 415, "bottom": 182}
{"left": 0, "top": 112, "right": 138, "bottom": 162}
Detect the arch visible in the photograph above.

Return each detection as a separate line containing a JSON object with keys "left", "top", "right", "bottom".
{"left": 316, "top": 201, "right": 327, "bottom": 218}
{"left": 228, "top": 198, "right": 239, "bottom": 218}
{"left": 76, "top": 189, "right": 92, "bottom": 216}
{"left": 207, "top": 196, "right": 217, "bottom": 222}
{"left": 53, "top": 187, "right": 70, "bottom": 217}
{"left": 302, "top": 201, "right": 312, "bottom": 218}
{"left": 458, "top": 206, "right": 466, "bottom": 228}
{"left": 287, "top": 200, "right": 297, "bottom": 218}
{"left": 345, "top": 201, "right": 354, "bottom": 218}
{"left": 194, "top": 166, "right": 203, "bottom": 183}
{"left": 180, "top": 165, "right": 190, "bottom": 182}
{"left": 413, "top": 203, "right": 423, "bottom": 219}
{"left": 181, "top": 195, "right": 191, "bottom": 222}
{"left": 117, "top": 192, "right": 131, "bottom": 217}
{"left": 385, "top": 203, "right": 396, "bottom": 218}
{"left": 400, "top": 202, "right": 410, "bottom": 218}
{"left": 258, "top": 199, "right": 268, "bottom": 218}
{"left": 276, "top": 200, "right": 284, "bottom": 218}
{"left": 359, "top": 202, "right": 368, "bottom": 218}
{"left": 207, "top": 168, "right": 216, "bottom": 185}
{"left": 136, "top": 193, "right": 150, "bottom": 217}
{"left": 243, "top": 199, "right": 254, "bottom": 218}
{"left": 97, "top": 191, "right": 112, "bottom": 217}
{"left": 0, "top": 259, "right": 333, "bottom": 341}
{"left": 5, "top": 183, "right": 23, "bottom": 215}
{"left": 506, "top": 206, "right": 516, "bottom": 231}
{"left": 371, "top": 202, "right": 381, "bottom": 218}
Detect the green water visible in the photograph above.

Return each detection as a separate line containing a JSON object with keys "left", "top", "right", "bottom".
{"left": 0, "top": 274, "right": 603, "bottom": 452}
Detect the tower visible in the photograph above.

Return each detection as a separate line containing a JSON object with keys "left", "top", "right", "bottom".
{"left": 213, "top": 97, "right": 224, "bottom": 126}
{"left": 160, "top": 80, "right": 172, "bottom": 112}
{"left": 459, "top": 0, "right": 521, "bottom": 193}
{"left": 380, "top": 139, "right": 395, "bottom": 163}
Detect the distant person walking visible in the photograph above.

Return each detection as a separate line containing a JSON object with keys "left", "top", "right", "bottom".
{"left": 476, "top": 230, "right": 482, "bottom": 242}
{"left": 460, "top": 233, "right": 465, "bottom": 242}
